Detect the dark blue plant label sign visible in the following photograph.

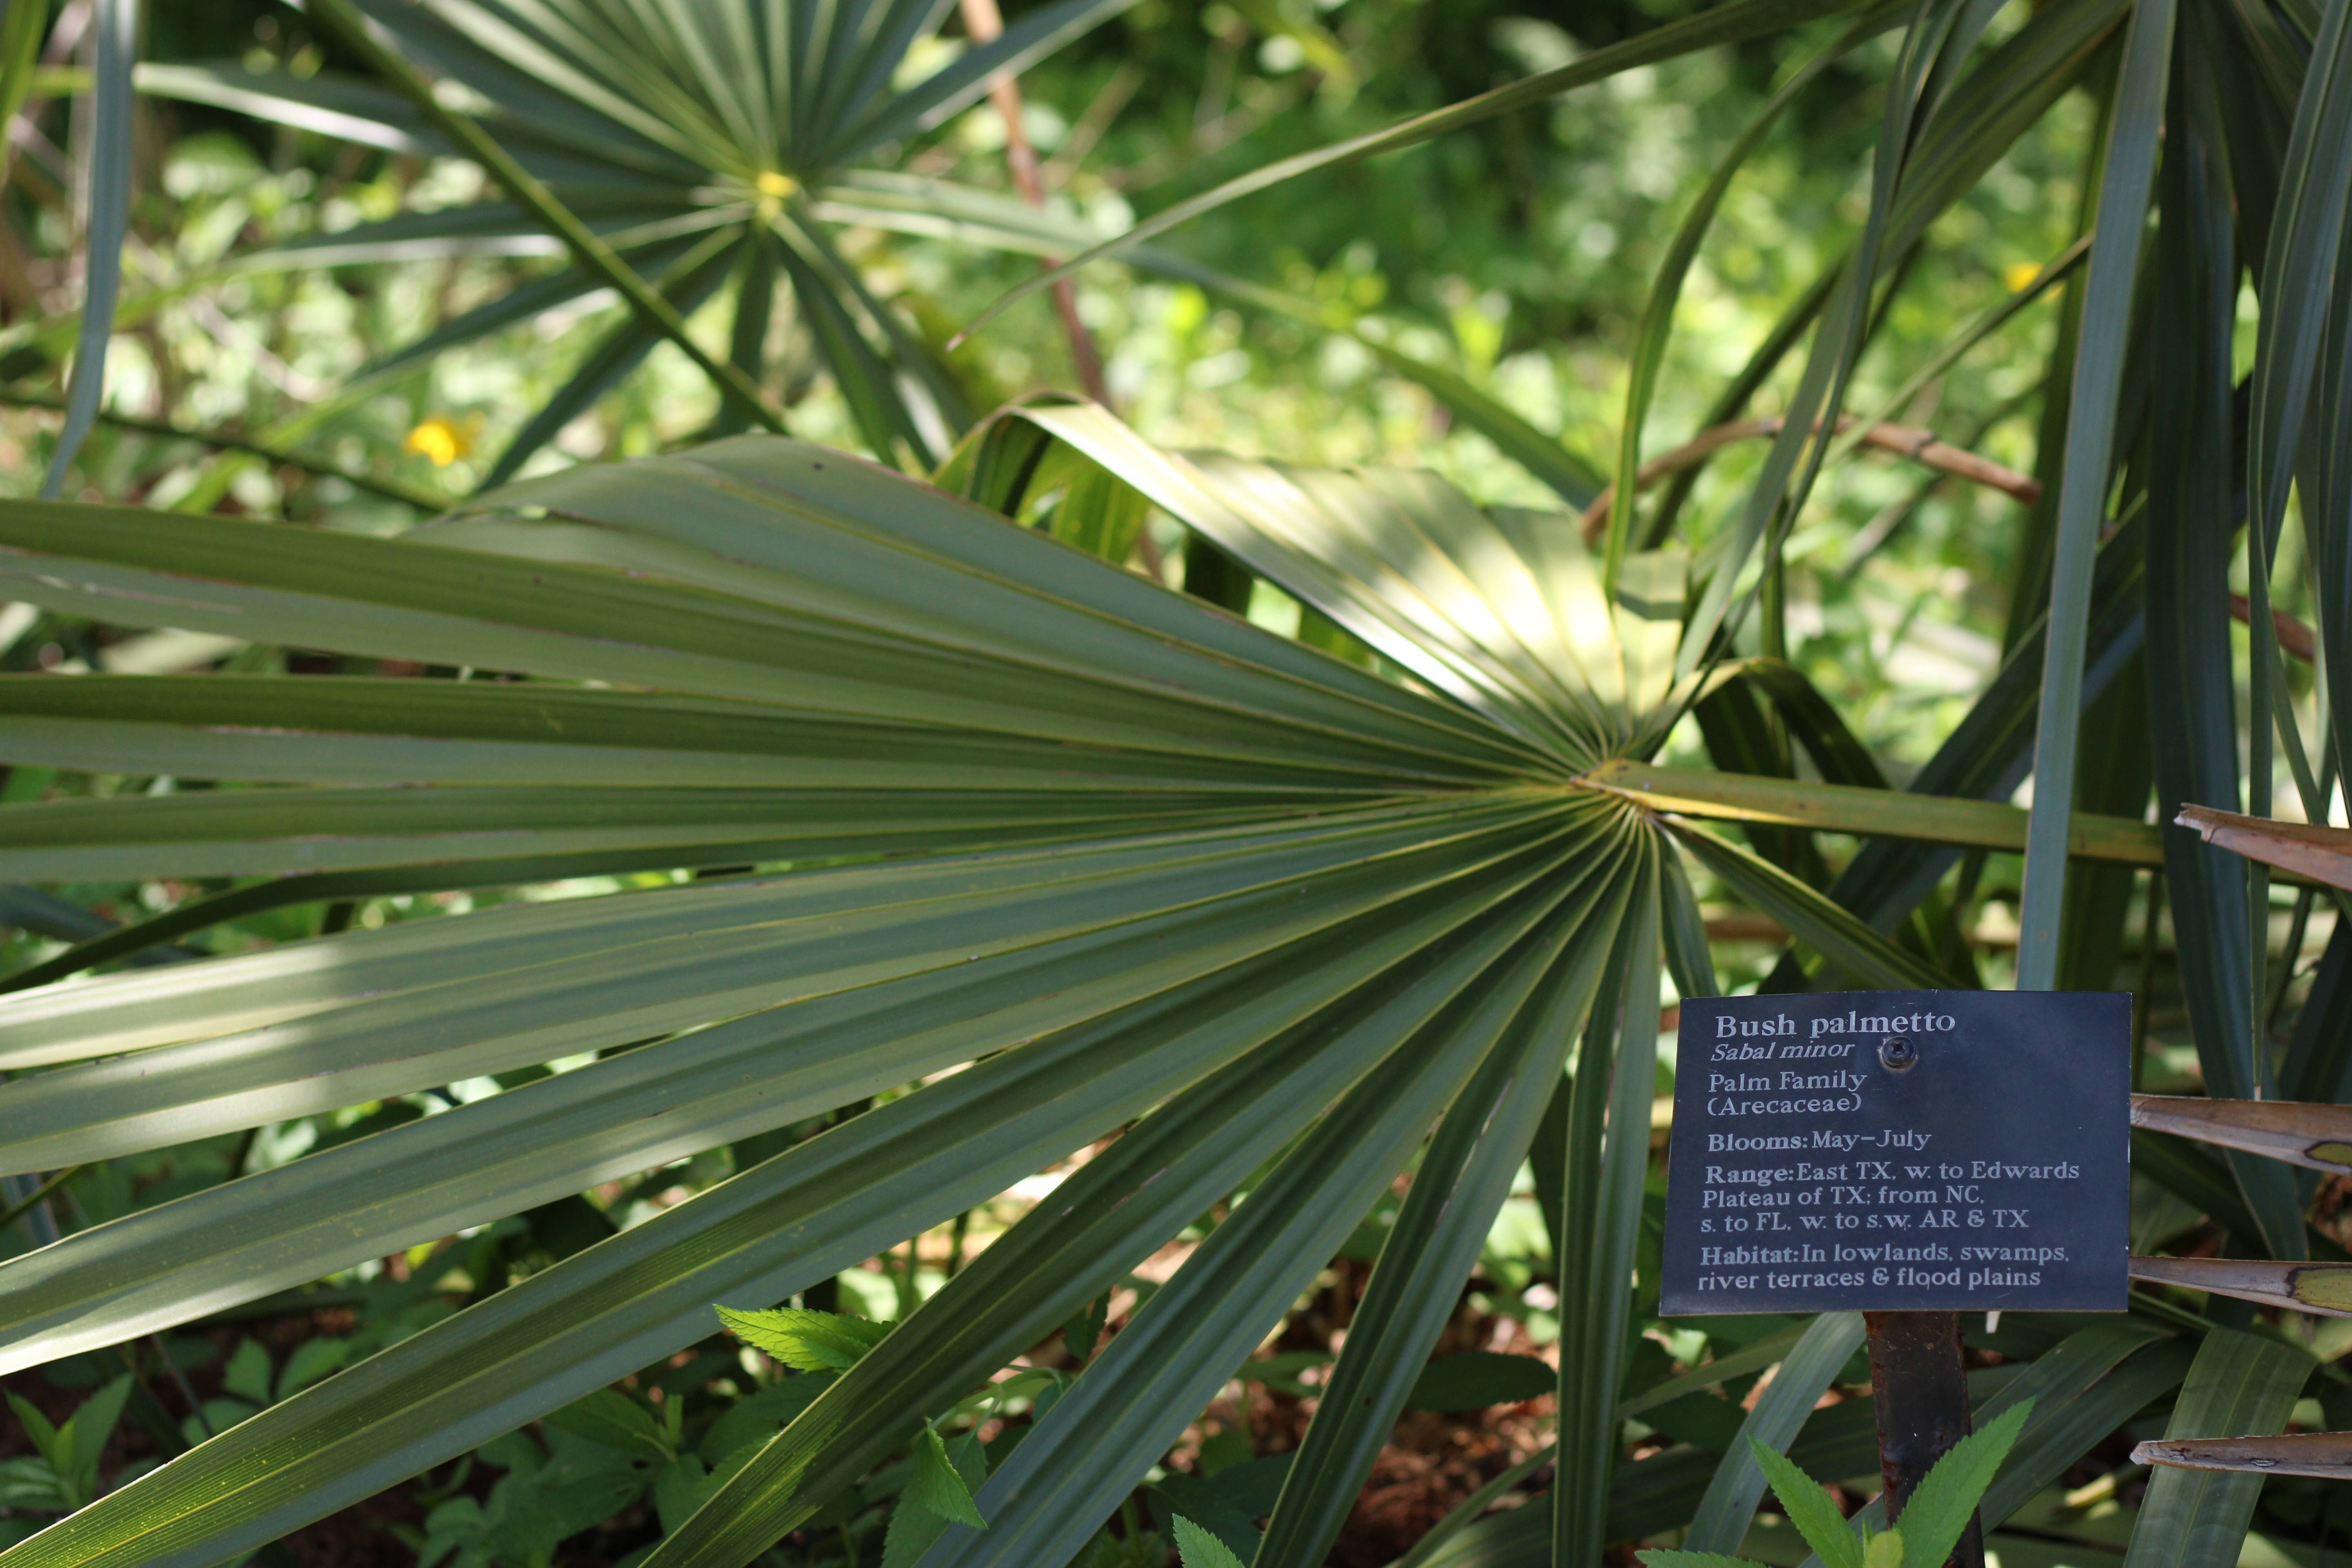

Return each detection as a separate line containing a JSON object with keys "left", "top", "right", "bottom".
{"left": 1660, "top": 991, "right": 2130, "bottom": 1315}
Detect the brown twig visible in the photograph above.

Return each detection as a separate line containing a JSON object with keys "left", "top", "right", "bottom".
{"left": 1576, "top": 414, "right": 2043, "bottom": 545}
{"left": 958, "top": 0, "right": 1109, "bottom": 408}
{"left": 958, "top": 0, "right": 1167, "bottom": 579}
{"left": 2229, "top": 592, "right": 2318, "bottom": 664}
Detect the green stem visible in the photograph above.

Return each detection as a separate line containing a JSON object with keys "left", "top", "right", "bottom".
{"left": 0, "top": 1163, "right": 79, "bottom": 1235}
{"left": 946, "top": 1209, "right": 972, "bottom": 1277}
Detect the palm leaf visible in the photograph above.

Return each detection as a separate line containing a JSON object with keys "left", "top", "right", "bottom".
{"left": 1679, "top": 1312, "right": 1866, "bottom": 1554}
{"left": 1554, "top": 859, "right": 1666, "bottom": 1564}
{"left": 2142, "top": 29, "right": 2304, "bottom": 1257}
{"left": 38, "top": 0, "right": 134, "bottom": 499}
{"left": 132, "top": 0, "right": 1137, "bottom": 471}
{"left": 2012, "top": 0, "right": 2174, "bottom": 987}
{"left": 0, "top": 416, "right": 1711, "bottom": 1568}
{"left": 2120, "top": 1329, "right": 2312, "bottom": 1566}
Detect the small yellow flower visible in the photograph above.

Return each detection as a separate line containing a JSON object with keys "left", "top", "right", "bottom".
{"left": 403, "top": 414, "right": 475, "bottom": 467}
{"left": 754, "top": 169, "right": 797, "bottom": 221}
{"left": 2003, "top": 260, "right": 2044, "bottom": 293}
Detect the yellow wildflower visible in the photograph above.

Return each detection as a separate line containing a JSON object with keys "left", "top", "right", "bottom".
{"left": 2003, "top": 261, "right": 2043, "bottom": 293}
{"left": 755, "top": 169, "right": 797, "bottom": 220}
{"left": 403, "top": 414, "right": 475, "bottom": 467}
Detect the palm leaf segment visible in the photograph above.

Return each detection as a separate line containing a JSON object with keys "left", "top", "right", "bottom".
{"left": 142, "top": 0, "right": 1136, "bottom": 476}
{"left": 0, "top": 413, "right": 1706, "bottom": 1568}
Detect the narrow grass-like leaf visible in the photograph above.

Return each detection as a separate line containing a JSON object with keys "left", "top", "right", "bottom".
{"left": 2246, "top": 0, "right": 2352, "bottom": 567}
{"left": 2142, "top": 54, "right": 2303, "bottom": 1257}
{"left": 1660, "top": 818, "right": 1955, "bottom": 988}
{"left": 2012, "top": 0, "right": 2175, "bottom": 987}
{"left": 37, "top": 0, "right": 134, "bottom": 499}
{"left": 1680, "top": 1313, "right": 1865, "bottom": 1553}
{"left": 0, "top": 0, "right": 47, "bottom": 201}
{"left": 1602, "top": 8, "right": 1897, "bottom": 587}
{"left": 2121, "top": 1329, "right": 2312, "bottom": 1567}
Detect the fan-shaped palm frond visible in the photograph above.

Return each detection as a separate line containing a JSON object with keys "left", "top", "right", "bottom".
{"left": 136, "top": 0, "right": 1135, "bottom": 477}
{"left": 0, "top": 397, "right": 1985, "bottom": 1567}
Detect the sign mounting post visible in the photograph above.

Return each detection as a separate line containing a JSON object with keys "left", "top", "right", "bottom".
{"left": 1660, "top": 991, "right": 2131, "bottom": 1566}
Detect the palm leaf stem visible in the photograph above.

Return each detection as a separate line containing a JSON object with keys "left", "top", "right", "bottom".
{"left": 1579, "top": 759, "right": 2164, "bottom": 866}
{"left": 955, "top": 0, "right": 1111, "bottom": 407}
{"left": 1577, "top": 414, "right": 2040, "bottom": 542}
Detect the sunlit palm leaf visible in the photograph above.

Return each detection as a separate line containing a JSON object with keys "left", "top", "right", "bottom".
{"left": 0, "top": 417, "right": 1716, "bottom": 1568}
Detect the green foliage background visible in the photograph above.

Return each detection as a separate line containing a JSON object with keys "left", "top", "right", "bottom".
{"left": 0, "top": 0, "right": 2343, "bottom": 1564}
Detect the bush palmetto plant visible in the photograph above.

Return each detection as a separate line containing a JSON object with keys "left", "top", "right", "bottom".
{"left": 3, "top": 0, "right": 2352, "bottom": 1560}
{"left": 129, "top": 0, "right": 1140, "bottom": 480}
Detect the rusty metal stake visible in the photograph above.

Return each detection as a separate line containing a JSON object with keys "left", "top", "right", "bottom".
{"left": 1863, "top": 1311, "right": 1982, "bottom": 1568}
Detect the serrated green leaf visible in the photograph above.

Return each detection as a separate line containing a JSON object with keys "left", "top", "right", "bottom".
{"left": 221, "top": 1340, "right": 272, "bottom": 1406}
{"left": 1746, "top": 1437, "right": 1862, "bottom": 1568}
{"left": 904, "top": 1427, "right": 987, "bottom": 1530}
{"left": 1894, "top": 1398, "right": 2031, "bottom": 1568}
{"left": 543, "top": 1387, "right": 673, "bottom": 1461}
{"left": 715, "top": 1307, "right": 891, "bottom": 1374}
{"left": 1171, "top": 1516, "right": 1249, "bottom": 1568}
